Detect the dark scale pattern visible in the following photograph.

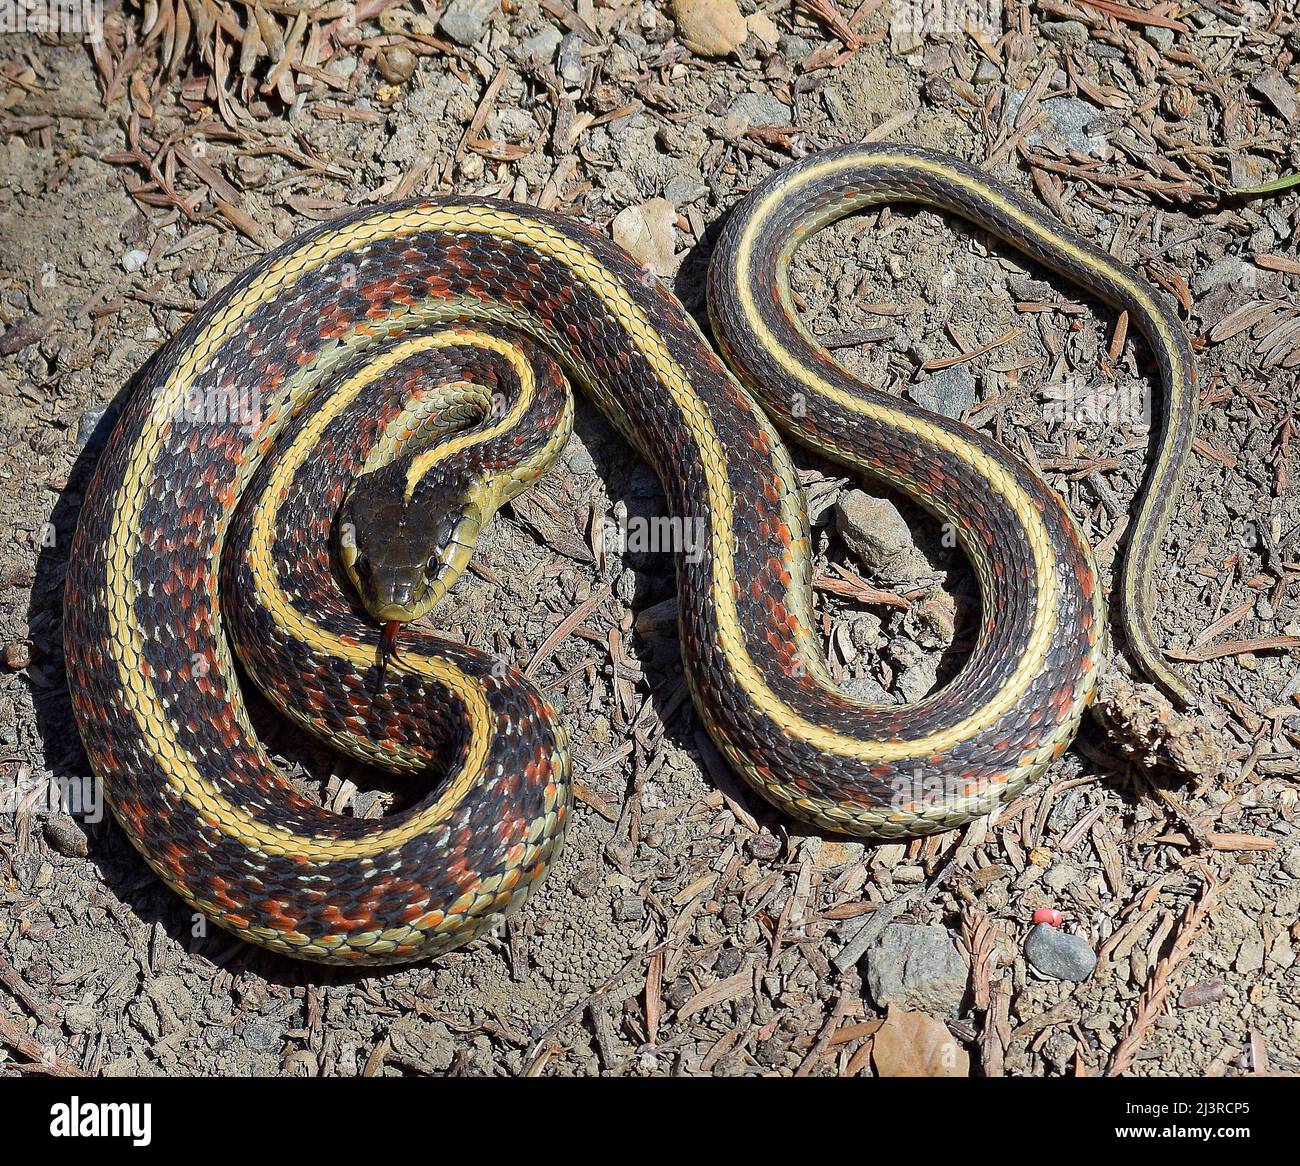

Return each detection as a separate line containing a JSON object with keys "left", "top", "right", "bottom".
{"left": 712, "top": 144, "right": 1196, "bottom": 705}
{"left": 225, "top": 326, "right": 571, "bottom": 772}
{"left": 64, "top": 148, "right": 1186, "bottom": 961}
{"left": 703, "top": 144, "right": 1200, "bottom": 829}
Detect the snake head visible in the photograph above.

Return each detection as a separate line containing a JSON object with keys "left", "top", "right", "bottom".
{"left": 338, "top": 462, "right": 493, "bottom": 625}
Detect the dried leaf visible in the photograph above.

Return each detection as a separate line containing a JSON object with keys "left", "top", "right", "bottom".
{"left": 872, "top": 1008, "right": 970, "bottom": 1077}
{"left": 1206, "top": 298, "right": 1277, "bottom": 344}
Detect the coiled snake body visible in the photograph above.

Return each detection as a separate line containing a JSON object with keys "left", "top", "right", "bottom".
{"left": 63, "top": 146, "right": 1197, "bottom": 963}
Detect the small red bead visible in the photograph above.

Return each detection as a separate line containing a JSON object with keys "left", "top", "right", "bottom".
{"left": 1033, "top": 908, "right": 1063, "bottom": 927}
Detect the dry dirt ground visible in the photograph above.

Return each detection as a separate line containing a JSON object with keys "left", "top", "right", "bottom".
{"left": 0, "top": 1, "right": 1298, "bottom": 1077}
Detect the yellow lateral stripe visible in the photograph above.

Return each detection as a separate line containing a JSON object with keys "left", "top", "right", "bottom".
{"left": 746, "top": 150, "right": 1189, "bottom": 697}
{"left": 245, "top": 333, "right": 524, "bottom": 843}
{"left": 730, "top": 153, "right": 1073, "bottom": 749}
{"left": 399, "top": 331, "right": 538, "bottom": 500}
{"left": 115, "top": 336, "right": 505, "bottom": 860}
{"left": 108, "top": 185, "right": 1084, "bottom": 864}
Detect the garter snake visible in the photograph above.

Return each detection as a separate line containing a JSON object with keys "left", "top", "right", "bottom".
{"left": 63, "top": 144, "right": 1198, "bottom": 964}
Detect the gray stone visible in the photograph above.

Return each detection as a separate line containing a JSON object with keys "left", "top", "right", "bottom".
{"left": 1280, "top": 846, "right": 1300, "bottom": 878}
{"left": 1250, "top": 68, "right": 1297, "bottom": 123}
{"left": 1025, "top": 923, "right": 1097, "bottom": 981}
{"left": 520, "top": 25, "right": 563, "bottom": 62}
{"left": 840, "top": 674, "right": 892, "bottom": 703}
{"left": 1005, "top": 91, "right": 1105, "bottom": 157}
{"left": 911, "top": 362, "right": 976, "bottom": 420}
{"left": 1042, "top": 97, "right": 1103, "bottom": 154}
{"left": 664, "top": 173, "right": 707, "bottom": 206}
{"left": 494, "top": 108, "right": 537, "bottom": 140}
{"left": 834, "top": 491, "right": 914, "bottom": 572}
{"left": 76, "top": 404, "right": 114, "bottom": 450}
{"left": 242, "top": 1022, "right": 284, "bottom": 1052}
{"left": 723, "top": 91, "right": 790, "bottom": 137}
{"left": 557, "top": 32, "right": 586, "bottom": 85}
{"left": 1144, "top": 25, "right": 1175, "bottom": 52}
{"left": 613, "top": 895, "right": 645, "bottom": 922}
{"left": 439, "top": 0, "right": 497, "bottom": 46}
{"left": 1042, "top": 863, "right": 1081, "bottom": 893}
{"left": 865, "top": 924, "right": 968, "bottom": 1014}
{"left": 777, "top": 33, "right": 813, "bottom": 61}
{"left": 1194, "top": 254, "right": 1253, "bottom": 295}
{"left": 1234, "top": 933, "right": 1265, "bottom": 974}
{"left": 1043, "top": 20, "right": 1089, "bottom": 46}
{"left": 896, "top": 657, "right": 939, "bottom": 704}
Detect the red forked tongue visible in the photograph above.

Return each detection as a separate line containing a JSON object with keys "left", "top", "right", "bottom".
{"left": 377, "top": 620, "right": 402, "bottom": 685}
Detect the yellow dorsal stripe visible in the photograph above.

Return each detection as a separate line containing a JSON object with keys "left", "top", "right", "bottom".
{"left": 399, "top": 332, "right": 538, "bottom": 501}
{"left": 107, "top": 182, "right": 1098, "bottom": 864}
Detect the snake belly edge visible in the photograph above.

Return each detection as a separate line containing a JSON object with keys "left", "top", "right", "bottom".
{"left": 62, "top": 144, "right": 1197, "bottom": 963}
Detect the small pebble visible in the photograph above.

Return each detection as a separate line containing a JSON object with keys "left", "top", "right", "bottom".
{"left": 44, "top": 814, "right": 89, "bottom": 858}
{"left": 1178, "top": 977, "right": 1226, "bottom": 1008}
{"left": 664, "top": 173, "right": 706, "bottom": 207}
{"left": 723, "top": 91, "right": 790, "bottom": 138}
{"left": 613, "top": 895, "right": 645, "bottom": 923}
{"left": 611, "top": 198, "right": 677, "bottom": 277}
{"left": 1025, "top": 923, "right": 1097, "bottom": 982}
{"left": 1041, "top": 19, "right": 1089, "bottom": 45}
{"left": 76, "top": 404, "right": 113, "bottom": 450}
{"left": 835, "top": 491, "right": 914, "bottom": 572}
{"left": 1194, "top": 254, "right": 1253, "bottom": 295}
{"left": 519, "top": 25, "right": 562, "bottom": 63}
{"left": 3, "top": 641, "right": 31, "bottom": 670}
{"left": 671, "top": 0, "right": 747, "bottom": 57}
{"left": 911, "top": 362, "right": 976, "bottom": 420}
{"left": 121, "top": 249, "right": 148, "bottom": 273}
{"left": 439, "top": 0, "right": 496, "bottom": 47}
{"left": 242, "top": 1022, "right": 283, "bottom": 1053}
{"left": 1143, "top": 25, "right": 1175, "bottom": 52}
{"left": 1249, "top": 67, "right": 1297, "bottom": 124}
{"left": 664, "top": 978, "right": 694, "bottom": 1010}
{"left": 325, "top": 54, "right": 357, "bottom": 82}
{"left": 377, "top": 45, "right": 416, "bottom": 84}
{"left": 570, "top": 867, "right": 602, "bottom": 898}
{"left": 557, "top": 33, "right": 586, "bottom": 86}
{"left": 865, "top": 923, "right": 968, "bottom": 1014}
{"left": 778, "top": 33, "right": 812, "bottom": 61}
{"left": 1042, "top": 863, "right": 1080, "bottom": 893}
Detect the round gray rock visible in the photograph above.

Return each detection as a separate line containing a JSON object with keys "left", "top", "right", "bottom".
{"left": 1025, "top": 923, "right": 1097, "bottom": 982}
